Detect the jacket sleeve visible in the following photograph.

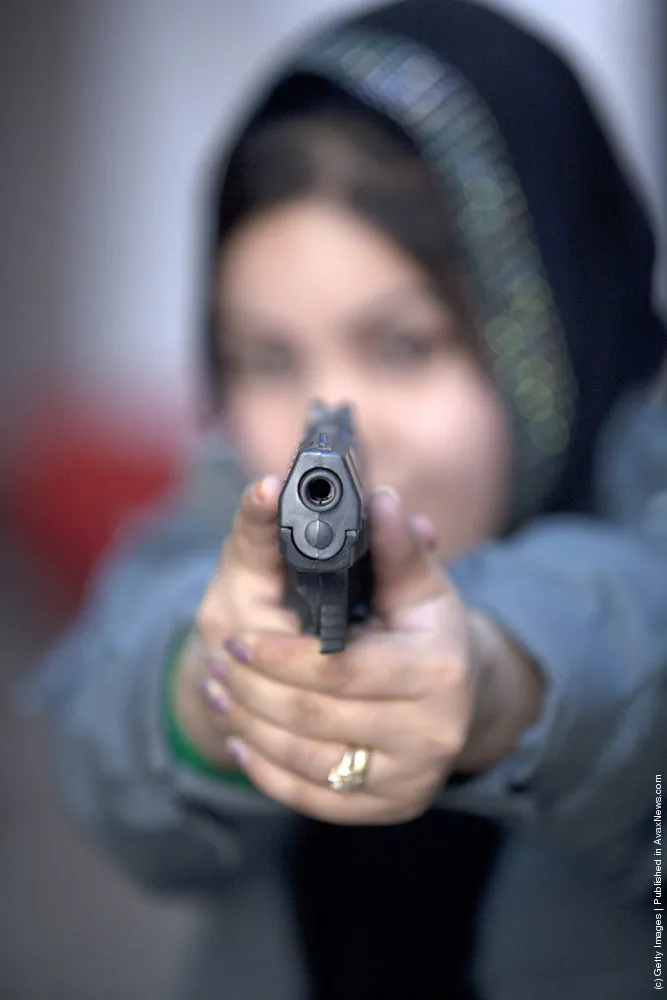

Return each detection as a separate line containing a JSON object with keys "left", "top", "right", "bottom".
{"left": 443, "top": 393, "right": 667, "bottom": 899}
{"left": 17, "top": 446, "right": 295, "bottom": 899}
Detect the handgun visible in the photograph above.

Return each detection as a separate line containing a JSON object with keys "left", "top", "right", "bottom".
{"left": 278, "top": 401, "right": 373, "bottom": 654}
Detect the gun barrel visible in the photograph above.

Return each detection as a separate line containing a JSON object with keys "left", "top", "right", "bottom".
{"left": 298, "top": 469, "right": 342, "bottom": 511}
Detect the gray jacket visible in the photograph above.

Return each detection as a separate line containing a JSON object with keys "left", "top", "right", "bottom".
{"left": 23, "top": 394, "right": 667, "bottom": 1000}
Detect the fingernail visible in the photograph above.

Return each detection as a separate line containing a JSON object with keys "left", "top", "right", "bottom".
{"left": 410, "top": 514, "right": 432, "bottom": 533}
{"left": 226, "top": 737, "right": 248, "bottom": 768}
{"left": 224, "top": 638, "right": 252, "bottom": 665}
{"left": 198, "top": 676, "right": 230, "bottom": 715}
{"left": 256, "top": 475, "right": 282, "bottom": 503}
{"left": 372, "top": 485, "right": 401, "bottom": 513}
{"left": 208, "top": 654, "right": 228, "bottom": 680}
{"left": 409, "top": 514, "right": 437, "bottom": 549}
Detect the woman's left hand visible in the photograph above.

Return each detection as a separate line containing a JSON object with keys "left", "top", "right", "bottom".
{"left": 212, "top": 485, "right": 481, "bottom": 824}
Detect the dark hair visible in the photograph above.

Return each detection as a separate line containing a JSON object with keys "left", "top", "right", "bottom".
{"left": 205, "top": 107, "right": 479, "bottom": 400}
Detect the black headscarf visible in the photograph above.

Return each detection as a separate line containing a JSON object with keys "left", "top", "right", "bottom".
{"left": 207, "top": 0, "right": 665, "bottom": 522}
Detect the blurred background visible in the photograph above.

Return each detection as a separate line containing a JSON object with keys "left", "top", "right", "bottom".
{"left": 0, "top": 1, "right": 664, "bottom": 997}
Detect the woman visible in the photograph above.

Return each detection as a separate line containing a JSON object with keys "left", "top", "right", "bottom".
{"left": 24, "top": 2, "right": 667, "bottom": 998}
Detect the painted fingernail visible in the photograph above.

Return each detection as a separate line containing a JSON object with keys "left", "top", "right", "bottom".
{"left": 226, "top": 737, "right": 248, "bottom": 768}
{"left": 208, "top": 654, "right": 228, "bottom": 680}
{"left": 224, "top": 638, "right": 252, "bottom": 665}
{"left": 198, "top": 676, "right": 230, "bottom": 715}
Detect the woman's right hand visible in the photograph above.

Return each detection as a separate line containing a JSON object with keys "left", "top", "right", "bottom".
{"left": 173, "top": 475, "right": 298, "bottom": 770}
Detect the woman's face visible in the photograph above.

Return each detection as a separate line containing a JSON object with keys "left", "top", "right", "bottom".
{"left": 215, "top": 198, "right": 511, "bottom": 560}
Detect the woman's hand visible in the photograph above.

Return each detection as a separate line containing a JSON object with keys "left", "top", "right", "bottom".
{"left": 211, "top": 487, "right": 481, "bottom": 823}
{"left": 175, "top": 475, "right": 300, "bottom": 769}
{"left": 188, "top": 480, "right": 543, "bottom": 814}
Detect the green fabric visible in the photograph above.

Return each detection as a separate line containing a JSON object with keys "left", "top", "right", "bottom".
{"left": 163, "top": 630, "right": 254, "bottom": 788}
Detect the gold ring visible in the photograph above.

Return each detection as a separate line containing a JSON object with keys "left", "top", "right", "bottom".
{"left": 327, "top": 748, "right": 371, "bottom": 792}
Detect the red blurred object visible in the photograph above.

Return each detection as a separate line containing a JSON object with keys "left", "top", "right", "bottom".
{"left": 4, "top": 394, "right": 184, "bottom": 605}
